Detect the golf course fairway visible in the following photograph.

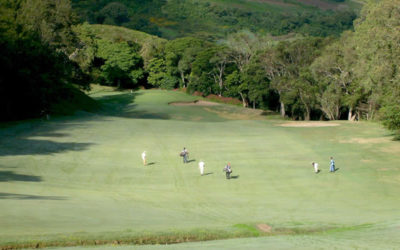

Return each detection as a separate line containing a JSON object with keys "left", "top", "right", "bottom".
{"left": 1, "top": 88, "right": 399, "bottom": 249}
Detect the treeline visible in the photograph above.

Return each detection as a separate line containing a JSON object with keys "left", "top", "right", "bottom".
{"left": 1, "top": 0, "right": 399, "bottom": 132}
{"left": 69, "top": 0, "right": 400, "bottom": 131}
{"left": 71, "top": 0, "right": 357, "bottom": 40}
{"left": 0, "top": 0, "right": 96, "bottom": 121}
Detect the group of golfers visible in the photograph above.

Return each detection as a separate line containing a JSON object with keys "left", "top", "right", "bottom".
{"left": 141, "top": 147, "right": 233, "bottom": 179}
{"left": 312, "top": 157, "right": 336, "bottom": 174}
{"left": 141, "top": 148, "right": 336, "bottom": 178}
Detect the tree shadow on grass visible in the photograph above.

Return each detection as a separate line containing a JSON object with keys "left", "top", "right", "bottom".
{"left": 0, "top": 139, "right": 94, "bottom": 156}
{"left": 0, "top": 171, "right": 42, "bottom": 182}
{"left": 0, "top": 192, "right": 66, "bottom": 200}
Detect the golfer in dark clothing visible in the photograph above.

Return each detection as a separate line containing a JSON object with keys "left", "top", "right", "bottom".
{"left": 181, "top": 147, "right": 189, "bottom": 163}
{"left": 223, "top": 163, "right": 232, "bottom": 179}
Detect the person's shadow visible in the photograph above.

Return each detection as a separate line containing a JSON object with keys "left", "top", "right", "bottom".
{"left": 334, "top": 168, "right": 340, "bottom": 172}
{"left": 147, "top": 162, "right": 156, "bottom": 166}
{"left": 230, "top": 175, "right": 240, "bottom": 179}
{"left": 187, "top": 159, "right": 196, "bottom": 163}
{"left": 203, "top": 172, "right": 213, "bottom": 176}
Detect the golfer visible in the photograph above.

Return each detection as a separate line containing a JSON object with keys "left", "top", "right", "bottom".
{"left": 223, "top": 163, "right": 232, "bottom": 179}
{"left": 181, "top": 147, "right": 189, "bottom": 163}
{"left": 312, "top": 162, "right": 319, "bottom": 173}
{"left": 329, "top": 157, "right": 335, "bottom": 172}
{"left": 199, "top": 161, "right": 205, "bottom": 175}
{"left": 141, "top": 151, "right": 146, "bottom": 166}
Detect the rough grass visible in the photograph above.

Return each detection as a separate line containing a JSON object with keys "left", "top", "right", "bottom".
{"left": 1, "top": 89, "right": 399, "bottom": 249}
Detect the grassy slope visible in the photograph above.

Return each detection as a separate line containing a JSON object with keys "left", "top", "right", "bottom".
{"left": 0, "top": 88, "right": 399, "bottom": 248}
{"left": 86, "top": 24, "right": 166, "bottom": 45}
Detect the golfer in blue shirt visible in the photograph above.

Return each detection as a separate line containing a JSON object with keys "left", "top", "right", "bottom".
{"left": 330, "top": 157, "right": 335, "bottom": 172}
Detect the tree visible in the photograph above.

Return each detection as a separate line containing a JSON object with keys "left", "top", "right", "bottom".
{"left": 311, "top": 32, "right": 362, "bottom": 121}
{"left": 98, "top": 2, "right": 129, "bottom": 25}
{"left": 209, "top": 47, "right": 230, "bottom": 96}
{"left": 147, "top": 57, "right": 178, "bottom": 89}
{"left": 17, "top": 0, "right": 78, "bottom": 54}
{"left": 261, "top": 37, "right": 328, "bottom": 119}
{"left": 97, "top": 40, "right": 144, "bottom": 88}
{"left": 351, "top": 0, "right": 400, "bottom": 122}
{"left": 164, "top": 37, "right": 206, "bottom": 87}
{"left": 224, "top": 30, "right": 272, "bottom": 107}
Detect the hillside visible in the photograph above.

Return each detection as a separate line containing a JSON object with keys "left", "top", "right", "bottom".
{"left": 72, "top": 0, "right": 361, "bottom": 40}
{"left": 80, "top": 24, "right": 167, "bottom": 46}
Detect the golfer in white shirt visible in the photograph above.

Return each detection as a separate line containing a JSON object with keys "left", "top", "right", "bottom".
{"left": 312, "top": 162, "right": 319, "bottom": 173}
{"left": 199, "top": 161, "right": 205, "bottom": 175}
{"left": 142, "top": 151, "right": 146, "bottom": 166}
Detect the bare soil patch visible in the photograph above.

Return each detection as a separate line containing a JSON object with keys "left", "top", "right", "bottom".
{"left": 338, "top": 138, "right": 390, "bottom": 144}
{"left": 169, "top": 100, "right": 220, "bottom": 106}
{"left": 361, "top": 159, "right": 373, "bottom": 163}
{"left": 279, "top": 121, "right": 340, "bottom": 127}
{"left": 380, "top": 145, "right": 400, "bottom": 154}
{"left": 257, "top": 224, "right": 272, "bottom": 233}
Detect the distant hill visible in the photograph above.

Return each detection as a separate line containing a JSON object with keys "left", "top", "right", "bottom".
{"left": 73, "top": 24, "right": 167, "bottom": 63}
{"left": 82, "top": 24, "right": 166, "bottom": 45}
{"left": 72, "top": 0, "right": 361, "bottom": 40}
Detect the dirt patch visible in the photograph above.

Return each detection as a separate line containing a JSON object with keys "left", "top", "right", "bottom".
{"left": 338, "top": 138, "right": 390, "bottom": 144}
{"left": 257, "top": 224, "right": 272, "bottom": 233}
{"left": 380, "top": 145, "right": 400, "bottom": 154}
{"left": 279, "top": 122, "right": 340, "bottom": 127}
{"left": 361, "top": 159, "right": 373, "bottom": 163}
{"left": 169, "top": 100, "right": 220, "bottom": 106}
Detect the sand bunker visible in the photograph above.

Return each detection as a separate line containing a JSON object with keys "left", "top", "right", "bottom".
{"left": 257, "top": 224, "right": 272, "bottom": 233}
{"left": 279, "top": 122, "right": 340, "bottom": 127}
{"left": 169, "top": 100, "right": 220, "bottom": 106}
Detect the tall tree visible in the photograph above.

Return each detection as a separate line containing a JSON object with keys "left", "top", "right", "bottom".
{"left": 17, "top": 0, "right": 78, "bottom": 53}
{"left": 351, "top": 0, "right": 400, "bottom": 122}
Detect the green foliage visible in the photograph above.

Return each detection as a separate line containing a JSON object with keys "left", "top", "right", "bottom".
{"left": 147, "top": 58, "right": 178, "bottom": 89}
{"left": 71, "top": 0, "right": 165, "bottom": 36}
{"left": 17, "top": 0, "right": 78, "bottom": 53}
{"left": 96, "top": 39, "right": 144, "bottom": 88}
{"left": 381, "top": 105, "right": 400, "bottom": 131}
{"left": 72, "top": 0, "right": 357, "bottom": 40}
{"left": 0, "top": 0, "right": 93, "bottom": 121}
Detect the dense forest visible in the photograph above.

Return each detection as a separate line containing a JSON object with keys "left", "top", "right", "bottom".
{"left": 0, "top": 0, "right": 399, "bottom": 133}
{"left": 71, "top": 0, "right": 358, "bottom": 39}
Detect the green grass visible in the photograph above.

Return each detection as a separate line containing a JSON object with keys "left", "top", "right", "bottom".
{"left": 0, "top": 88, "right": 399, "bottom": 249}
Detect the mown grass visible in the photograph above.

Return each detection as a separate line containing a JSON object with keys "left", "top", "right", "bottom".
{"left": 1, "top": 88, "right": 399, "bottom": 249}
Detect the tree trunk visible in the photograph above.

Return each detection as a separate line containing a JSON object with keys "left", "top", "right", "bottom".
{"left": 304, "top": 106, "right": 310, "bottom": 121}
{"left": 180, "top": 71, "right": 186, "bottom": 88}
{"left": 348, "top": 107, "right": 356, "bottom": 121}
{"left": 280, "top": 101, "right": 286, "bottom": 118}
{"left": 253, "top": 101, "right": 255, "bottom": 109}
{"left": 239, "top": 92, "right": 248, "bottom": 107}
